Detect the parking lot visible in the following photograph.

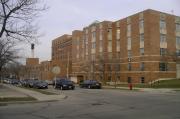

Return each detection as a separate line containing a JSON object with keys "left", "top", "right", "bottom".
{"left": 1, "top": 85, "right": 180, "bottom": 119}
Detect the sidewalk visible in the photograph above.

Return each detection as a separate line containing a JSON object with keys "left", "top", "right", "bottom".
{"left": 1, "top": 84, "right": 66, "bottom": 101}
{"left": 0, "top": 84, "right": 27, "bottom": 98}
{"left": 103, "top": 85, "right": 179, "bottom": 93}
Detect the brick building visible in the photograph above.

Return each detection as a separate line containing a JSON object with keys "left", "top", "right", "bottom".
{"left": 71, "top": 9, "right": 180, "bottom": 83}
{"left": 23, "top": 9, "right": 180, "bottom": 83}
{"left": 51, "top": 34, "right": 72, "bottom": 78}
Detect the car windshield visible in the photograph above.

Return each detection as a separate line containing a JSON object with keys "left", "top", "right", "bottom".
{"left": 56, "top": 79, "right": 72, "bottom": 84}
{"left": 84, "top": 80, "right": 98, "bottom": 83}
{"left": 62, "top": 80, "right": 72, "bottom": 84}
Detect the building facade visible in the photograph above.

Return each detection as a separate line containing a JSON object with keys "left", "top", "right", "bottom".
{"left": 23, "top": 9, "right": 180, "bottom": 83}
{"left": 51, "top": 34, "right": 72, "bottom": 78}
{"left": 71, "top": 9, "right": 180, "bottom": 83}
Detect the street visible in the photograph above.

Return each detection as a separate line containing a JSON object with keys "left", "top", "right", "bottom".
{"left": 0, "top": 86, "right": 180, "bottom": 119}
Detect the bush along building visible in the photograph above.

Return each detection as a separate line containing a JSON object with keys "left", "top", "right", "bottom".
{"left": 24, "top": 9, "right": 180, "bottom": 84}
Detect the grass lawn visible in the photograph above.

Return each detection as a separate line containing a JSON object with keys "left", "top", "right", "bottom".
{"left": 105, "top": 79, "right": 180, "bottom": 88}
{"left": 150, "top": 79, "right": 180, "bottom": 88}
{"left": 0, "top": 96, "right": 36, "bottom": 102}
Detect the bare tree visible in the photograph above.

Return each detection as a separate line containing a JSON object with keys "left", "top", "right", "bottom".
{"left": 0, "top": 0, "right": 47, "bottom": 79}
{"left": 0, "top": 40, "right": 17, "bottom": 77}
{"left": 5, "top": 61, "right": 22, "bottom": 79}
{"left": 0, "top": 0, "right": 46, "bottom": 42}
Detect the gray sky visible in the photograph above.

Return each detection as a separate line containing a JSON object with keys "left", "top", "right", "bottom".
{"left": 21, "top": 0, "right": 180, "bottom": 62}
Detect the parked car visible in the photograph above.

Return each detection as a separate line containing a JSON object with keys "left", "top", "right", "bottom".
{"left": 79, "top": 80, "right": 101, "bottom": 89}
{"left": 53, "top": 78, "right": 75, "bottom": 90}
{"left": 33, "top": 80, "right": 48, "bottom": 89}
{"left": 10, "top": 79, "right": 20, "bottom": 85}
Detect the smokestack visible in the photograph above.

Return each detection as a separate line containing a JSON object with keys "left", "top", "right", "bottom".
{"left": 31, "top": 43, "right": 35, "bottom": 58}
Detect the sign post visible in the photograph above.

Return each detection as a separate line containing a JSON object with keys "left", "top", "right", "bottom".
{"left": 52, "top": 66, "right": 61, "bottom": 93}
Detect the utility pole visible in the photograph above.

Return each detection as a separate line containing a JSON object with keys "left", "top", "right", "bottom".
{"left": 67, "top": 51, "right": 70, "bottom": 78}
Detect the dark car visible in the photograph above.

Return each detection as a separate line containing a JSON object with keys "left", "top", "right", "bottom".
{"left": 33, "top": 80, "right": 48, "bottom": 89}
{"left": 10, "top": 79, "right": 20, "bottom": 85}
{"left": 53, "top": 78, "right": 75, "bottom": 90}
{"left": 79, "top": 80, "right": 101, "bottom": 89}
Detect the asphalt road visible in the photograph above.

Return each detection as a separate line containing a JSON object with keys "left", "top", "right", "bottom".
{"left": 0, "top": 86, "right": 180, "bottom": 119}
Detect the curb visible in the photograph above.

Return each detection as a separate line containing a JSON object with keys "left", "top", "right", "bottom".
{"left": 0, "top": 95, "right": 68, "bottom": 106}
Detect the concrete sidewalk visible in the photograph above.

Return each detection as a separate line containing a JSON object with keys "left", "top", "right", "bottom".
{"left": 103, "top": 85, "right": 179, "bottom": 93}
{"left": 0, "top": 84, "right": 28, "bottom": 98}
{"left": 1, "top": 84, "right": 66, "bottom": 101}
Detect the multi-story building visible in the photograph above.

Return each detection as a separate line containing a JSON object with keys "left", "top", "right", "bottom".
{"left": 52, "top": 34, "right": 72, "bottom": 78}
{"left": 24, "top": 58, "right": 40, "bottom": 79}
{"left": 24, "top": 58, "right": 53, "bottom": 80}
{"left": 71, "top": 9, "right": 180, "bottom": 83}
{"left": 23, "top": 9, "right": 180, "bottom": 83}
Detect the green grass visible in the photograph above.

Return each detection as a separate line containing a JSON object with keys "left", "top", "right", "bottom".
{"left": 0, "top": 96, "right": 36, "bottom": 102}
{"left": 150, "top": 79, "right": 180, "bottom": 88}
{"left": 104, "top": 79, "right": 180, "bottom": 89}
{"left": 103, "top": 86, "right": 139, "bottom": 91}
{"left": 20, "top": 86, "right": 56, "bottom": 95}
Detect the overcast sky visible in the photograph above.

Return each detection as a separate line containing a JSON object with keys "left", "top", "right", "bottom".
{"left": 20, "top": 0, "right": 180, "bottom": 62}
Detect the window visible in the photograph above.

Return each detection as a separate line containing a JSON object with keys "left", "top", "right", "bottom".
{"left": 116, "top": 28, "right": 120, "bottom": 40}
{"left": 140, "top": 62, "right": 144, "bottom": 71}
{"left": 160, "top": 13, "right": 166, "bottom": 20}
{"left": 116, "top": 21, "right": 120, "bottom": 27}
{"left": 140, "top": 48, "right": 144, "bottom": 55}
{"left": 175, "top": 17, "right": 180, "bottom": 23}
{"left": 160, "top": 48, "right": 166, "bottom": 55}
{"left": 159, "top": 62, "right": 167, "bottom": 71}
{"left": 177, "top": 50, "right": 180, "bottom": 56}
{"left": 92, "top": 31, "right": 96, "bottom": 39}
{"left": 128, "top": 63, "right": 131, "bottom": 71}
{"left": 92, "top": 42, "right": 96, "bottom": 49}
{"left": 91, "top": 54, "right": 95, "bottom": 60}
{"left": 160, "top": 34, "right": 166, "bottom": 43}
{"left": 127, "top": 17, "right": 131, "bottom": 24}
{"left": 108, "top": 40, "right": 112, "bottom": 52}
{"left": 127, "top": 77, "right": 132, "bottom": 83}
{"left": 86, "top": 35, "right": 88, "bottom": 44}
{"left": 176, "top": 37, "right": 180, "bottom": 45}
{"left": 127, "top": 24, "right": 131, "bottom": 32}
{"left": 116, "top": 40, "right": 120, "bottom": 52}
{"left": 140, "top": 77, "right": 145, "bottom": 83}
{"left": 176, "top": 23, "right": 180, "bottom": 32}
{"left": 139, "top": 20, "right": 144, "bottom": 28}
{"left": 99, "top": 40, "right": 103, "bottom": 52}
{"left": 107, "top": 29, "right": 112, "bottom": 40}
{"left": 160, "top": 20, "right": 166, "bottom": 29}
{"left": 128, "top": 50, "right": 132, "bottom": 58}
{"left": 127, "top": 37, "right": 131, "bottom": 50}
{"left": 140, "top": 34, "right": 144, "bottom": 42}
